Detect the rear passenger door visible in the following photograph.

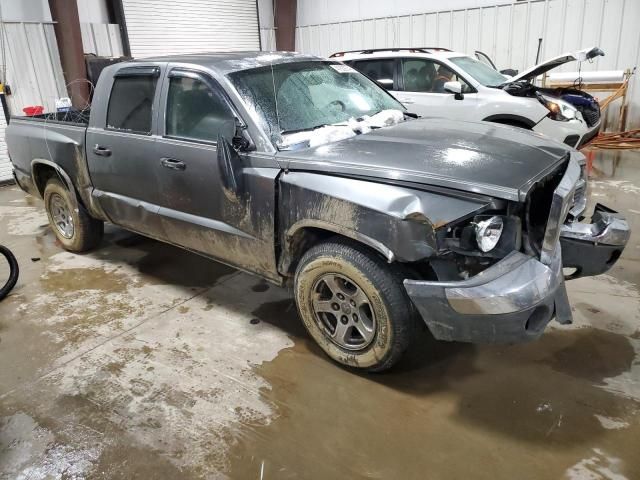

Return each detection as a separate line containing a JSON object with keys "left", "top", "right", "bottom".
{"left": 86, "top": 64, "right": 168, "bottom": 238}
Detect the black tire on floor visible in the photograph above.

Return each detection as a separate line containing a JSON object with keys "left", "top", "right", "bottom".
{"left": 43, "top": 178, "right": 103, "bottom": 252}
{"left": 294, "top": 238, "right": 416, "bottom": 372}
{"left": 0, "top": 245, "right": 19, "bottom": 301}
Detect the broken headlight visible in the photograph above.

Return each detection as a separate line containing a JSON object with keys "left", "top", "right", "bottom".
{"left": 538, "top": 94, "right": 578, "bottom": 122}
{"left": 475, "top": 216, "right": 504, "bottom": 252}
{"left": 444, "top": 214, "right": 522, "bottom": 259}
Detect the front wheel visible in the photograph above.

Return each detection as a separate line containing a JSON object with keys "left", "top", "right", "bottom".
{"left": 294, "top": 239, "right": 416, "bottom": 371}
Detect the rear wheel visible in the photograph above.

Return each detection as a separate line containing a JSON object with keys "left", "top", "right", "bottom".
{"left": 294, "top": 239, "right": 416, "bottom": 372}
{"left": 44, "top": 178, "right": 103, "bottom": 252}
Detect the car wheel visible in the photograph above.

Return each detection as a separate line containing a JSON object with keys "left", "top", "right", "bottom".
{"left": 44, "top": 178, "right": 103, "bottom": 252}
{"left": 294, "top": 238, "right": 415, "bottom": 371}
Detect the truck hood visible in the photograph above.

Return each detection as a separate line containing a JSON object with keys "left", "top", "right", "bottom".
{"left": 277, "top": 118, "right": 570, "bottom": 202}
{"left": 505, "top": 47, "right": 604, "bottom": 83}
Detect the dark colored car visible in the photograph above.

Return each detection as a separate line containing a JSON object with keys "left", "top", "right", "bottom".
{"left": 6, "top": 52, "right": 630, "bottom": 371}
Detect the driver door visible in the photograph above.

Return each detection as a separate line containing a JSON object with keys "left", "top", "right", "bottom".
{"left": 154, "top": 69, "right": 280, "bottom": 279}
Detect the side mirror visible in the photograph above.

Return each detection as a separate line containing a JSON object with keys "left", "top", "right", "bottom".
{"left": 232, "top": 118, "right": 254, "bottom": 152}
{"left": 217, "top": 134, "right": 244, "bottom": 200}
{"left": 444, "top": 81, "right": 464, "bottom": 100}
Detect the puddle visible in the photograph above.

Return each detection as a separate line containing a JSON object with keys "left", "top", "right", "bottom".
{"left": 223, "top": 326, "right": 640, "bottom": 479}
{"left": 0, "top": 412, "right": 99, "bottom": 480}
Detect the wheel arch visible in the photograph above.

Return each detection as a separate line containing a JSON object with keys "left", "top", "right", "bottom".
{"left": 279, "top": 220, "right": 395, "bottom": 276}
{"left": 31, "top": 159, "right": 77, "bottom": 201}
{"left": 483, "top": 114, "right": 536, "bottom": 129}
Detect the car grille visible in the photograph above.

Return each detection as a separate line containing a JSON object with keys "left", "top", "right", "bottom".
{"left": 579, "top": 105, "right": 600, "bottom": 127}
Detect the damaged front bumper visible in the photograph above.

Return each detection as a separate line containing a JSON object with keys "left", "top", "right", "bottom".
{"left": 560, "top": 204, "right": 630, "bottom": 278}
{"left": 404, "top": 203, "right": 630, "bottom": 344}
{"left": 404, "top": 248, "right": 569, "bottom": 343}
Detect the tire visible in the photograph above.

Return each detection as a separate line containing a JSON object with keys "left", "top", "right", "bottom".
{"left": 43, "top": 178, "right": 103, "bottom": 252}
{"left": 0, "top": 246, "right": 19, "bottom": 301}
{"left": 294, "top": 238, "right": 416, "bottom": 372}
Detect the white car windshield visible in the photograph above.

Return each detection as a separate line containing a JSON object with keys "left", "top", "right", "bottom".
{"left": 229, "top": 61, "right": 405, "bottom": 149}
{"left": 448, "top": 56, "right": 508, "bottom": 87}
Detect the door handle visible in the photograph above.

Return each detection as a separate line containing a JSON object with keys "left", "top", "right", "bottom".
{"left": 93, "top": 144, "right": 112, "bottom": 157}
{"left": 400, "top": 99, "right": 415, "bottom": 104}
{"left": 160, "top": 157, "right": 186, "bottom": 171}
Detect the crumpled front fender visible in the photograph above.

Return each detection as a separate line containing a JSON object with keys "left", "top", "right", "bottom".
{"left": 278, "top": 172, "right": 495, "bottom": 272}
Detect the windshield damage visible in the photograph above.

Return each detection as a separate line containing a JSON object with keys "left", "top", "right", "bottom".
{"left": 229, "top": 61, "right": 407, "bottom": 150}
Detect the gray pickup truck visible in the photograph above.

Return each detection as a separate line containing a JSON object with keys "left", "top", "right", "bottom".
{"left": 6, "top": 52, "right": 630, "bottom": 371}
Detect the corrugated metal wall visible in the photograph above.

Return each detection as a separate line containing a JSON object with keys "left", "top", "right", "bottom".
{"left": 296, "top": 0, "right": 640, "bottom": 128}
{"left": 261, "top": 27, "right": 277, "bottom": 50}
{"left": 80, "top": 23, "right": 124, "bottom": 57}
{"left": 0, "top": 108, "right": 9, "bottom": 183}
{"left": 122, "top": 0, "right": 260, "bottom": 58}
{"left": 0, "top": 21, "right": 67, "bottom": 183}
{"left": 258, "top": 0, "right": 276, "bottom": 50}
{"left": 1, "top": 22, "right": 67, "bottom": 113}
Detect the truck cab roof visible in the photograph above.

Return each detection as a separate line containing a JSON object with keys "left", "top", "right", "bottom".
{"left": 126, "top": 51, "right": 322, "bottom": 75}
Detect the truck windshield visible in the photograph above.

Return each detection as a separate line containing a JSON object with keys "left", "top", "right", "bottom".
{"left": 229, "top": 61, "right": 405, "bottom": 148}
{"left": 448, "top": 56, "right": 508, "bottom": 87}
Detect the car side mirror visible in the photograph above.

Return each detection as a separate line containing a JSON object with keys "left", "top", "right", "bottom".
{"left": 444, "top": 81, "right": 464, "bottom": 100}
{"left": 232, "top": 118, "right": 254, "bottom": 152}
{"left": 217, "top": 134, "right": 244, "bottom": 200}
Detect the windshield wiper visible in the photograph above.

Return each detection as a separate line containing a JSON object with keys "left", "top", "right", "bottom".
{"left": 280, "top": 124, "right": 335, "bottom": 135}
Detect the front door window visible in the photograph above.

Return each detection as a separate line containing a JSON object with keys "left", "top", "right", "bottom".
{"left": 401, "top": 59, "right": 471, "bottom": 93}
{"left": 166, "top": 75, "right": 235, "bottom": 143}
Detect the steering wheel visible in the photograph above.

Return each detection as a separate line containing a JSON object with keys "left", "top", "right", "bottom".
{"left": 327, "top": 100, "right": 346, "bottom": 112}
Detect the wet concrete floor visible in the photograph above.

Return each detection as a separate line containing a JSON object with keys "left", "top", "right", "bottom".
{"left": 0, "top": 150, "right": 639, "bottom": 479}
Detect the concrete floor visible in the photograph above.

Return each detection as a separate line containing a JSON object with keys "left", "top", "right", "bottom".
{"left": 0, "top": 150, "right": 639, "bottom": 479}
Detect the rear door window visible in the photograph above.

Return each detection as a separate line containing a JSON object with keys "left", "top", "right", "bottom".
{"left": 107, "top": 74, "right": 158, "bottom": 134}
{"left": 352, "top": 59, "right": 397, "bottom": 90}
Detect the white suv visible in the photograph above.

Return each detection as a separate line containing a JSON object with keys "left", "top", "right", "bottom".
{"left": 333, "top": 47, "right": 602, "bottom": 148}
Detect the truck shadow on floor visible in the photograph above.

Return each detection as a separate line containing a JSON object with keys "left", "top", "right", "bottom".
{"left": 94, "top": 229, "right": 639, "bottom": 448}
{"left": 367, "top": 325, "right": 638, "bottom": 446}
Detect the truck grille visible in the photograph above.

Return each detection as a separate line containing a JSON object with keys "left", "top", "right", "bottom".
{"left": 539, "top": 158, "right": 582, "bottom": 264}
{"left": 570, "top": 174, "right": 587, "bottom": 218}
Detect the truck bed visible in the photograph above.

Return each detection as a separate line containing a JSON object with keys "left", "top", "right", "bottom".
{"left": 6, "top": 111, "right": 89, "bottom": 197}
{"left": 23, "top": 109, "right": 91, "bottom": 126}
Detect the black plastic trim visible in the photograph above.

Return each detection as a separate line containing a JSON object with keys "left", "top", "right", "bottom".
{"left": 115, "top": 66, "right": 160, "bottom": 77}
{"left": 483, "top": 114, "right": 536, "bottom": 129}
